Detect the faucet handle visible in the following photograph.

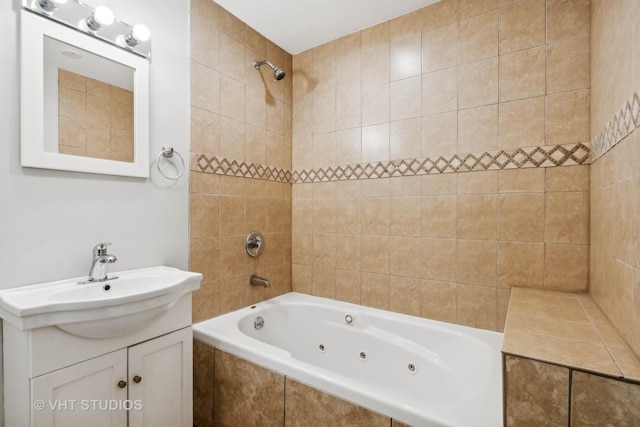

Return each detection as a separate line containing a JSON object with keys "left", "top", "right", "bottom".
{"left": 93, "top": 242, "right": 112, "bottom": 256}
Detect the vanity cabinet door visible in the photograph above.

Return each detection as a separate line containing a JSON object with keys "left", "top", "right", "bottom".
{"left": 31, "top": 349, "right": 128, "bottom": 427}
{"left": 127, "top": 327, "right": 193, "bottom": 427}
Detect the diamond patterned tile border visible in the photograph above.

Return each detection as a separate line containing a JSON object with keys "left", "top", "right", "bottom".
{"left": 591, "top": 91, "right": 640, "bottom": 162}
{"left": 193, "top": 142, "right": 589, "bottom": 184}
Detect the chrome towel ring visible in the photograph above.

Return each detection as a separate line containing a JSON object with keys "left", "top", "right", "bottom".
{"left": 157, "top": 146, "right": 185, "bottom": 180}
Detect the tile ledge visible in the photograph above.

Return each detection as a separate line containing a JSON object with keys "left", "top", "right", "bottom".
{"left": 503, "top": 287, "right": 640, "bottom": 382}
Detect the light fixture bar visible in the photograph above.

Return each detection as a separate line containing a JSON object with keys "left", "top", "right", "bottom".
{"left": 23, "top": 0, "right": 151, "bottom": 59}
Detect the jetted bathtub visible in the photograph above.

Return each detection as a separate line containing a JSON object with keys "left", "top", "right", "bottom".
{"left": 193, "top": 292, "right": 503, "bottom": 427}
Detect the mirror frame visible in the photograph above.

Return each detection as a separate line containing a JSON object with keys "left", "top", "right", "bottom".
{"left": 20, "top": 10, "right": 150, "bottom": 178}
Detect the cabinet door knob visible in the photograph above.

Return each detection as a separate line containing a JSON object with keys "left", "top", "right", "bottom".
{"left": 117, "top": 380, "right": 127, "bottom": 388}
{"left": 133, "top": 375, "right": 142, "bottom": 383}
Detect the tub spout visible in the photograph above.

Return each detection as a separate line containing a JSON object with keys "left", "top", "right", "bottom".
{"left": 250, "top": 275, "right": 270, "bottom": 288}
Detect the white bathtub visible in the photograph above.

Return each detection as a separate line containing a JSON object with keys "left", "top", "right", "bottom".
{"left": 193, "top": 292, "right": 503, "bottom": 427}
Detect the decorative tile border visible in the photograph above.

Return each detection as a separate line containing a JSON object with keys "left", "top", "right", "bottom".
{"left": 591, "top": 92, "right": 640, "bottom": 162}
{"left": 192, "top": 143, "right": 589, "bottom": 183}
{"left": 192, "top": 154, "right": 292, "bottom": 183}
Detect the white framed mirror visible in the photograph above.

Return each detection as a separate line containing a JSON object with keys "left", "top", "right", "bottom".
{"left": 20, "top": 10, "right": 150, "bottom": 178}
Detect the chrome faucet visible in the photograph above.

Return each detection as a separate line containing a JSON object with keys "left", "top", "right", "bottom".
{"left": 87, "top": 243, "right": 117, "bottom": 282}
{"left": 250, "top": 275, "right": 270, "bottom": 288}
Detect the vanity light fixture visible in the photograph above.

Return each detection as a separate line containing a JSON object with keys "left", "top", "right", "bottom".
{"left": 22, "top": 0, "right": 151, "bottom": 58}
{"left": 36, "top": 0, "right": 68, "bottom": 13}
{"left": 120, "top": 24, "right": 151, "bottom": 48}
{"left": 82, "top": 5, "right": 114, "bottom": 32}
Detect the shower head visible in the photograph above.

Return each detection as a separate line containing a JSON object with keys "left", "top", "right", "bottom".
{"left": 253, "top": 59, "right": 286, "bottom": 81}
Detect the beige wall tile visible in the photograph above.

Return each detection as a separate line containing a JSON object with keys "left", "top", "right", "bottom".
{"left": 546, "top": 35, "right": 590, "bottom": 94}
{"left": 335, "top": 234, "right": 361, "bottom": 271}
{"left": 420, "top": 279, "right": 457, "bottom": 322}
{"left": 390, "top": 196, "right": 422, "bottom": 236}
{"left": 335, "top": 269, "right": 361, "bottom": 304}
{"left": 545, "top": 191, "right": 589, "bottom": 244}
{"left": 421, "top": 238, "right": 458, "bottom": 281}
{"left": 546, "top": 165, "right": 590, "bottom": 192}
{"left": 389, "top": 275, "right": 422, "bottom": 316}
{"left": 457, "top": 194, "right": 498, "bottom": 240}
{"left": 422, "top": 111, "right": 458, "bottom": 156}
{"left": 190, "top": 194, "right": 219, "bottom": 239}
{"left": 422, "top": 23, "right": 458, "bottom": 73}
{"left": 190, "top": 238, "right": 220, "bottom": 282}
{"left": 458, "top": 57, "right": 499, "bottom": 109}
{"left": 505, "top": 355, "right": 569, "bottom": 426}
{"left": 390, "top": 118, "right": 422, "bottom": 159}
{"left": 390, "top": 176, "right": 422, "bottom": 196}
{"left": 362, "top": 21, "right": 389, "bottom": 50}
{"left": 336, "top": 128, "right": 362, "bottom": 164}
{"left": 546, "top": 0, "right": 590, "bottom": 43}
{"left": 571, "top": 371, "right": 640, "bottom": 426}
{"left": 361, "top": 234, "right": 390, "bottom": 274}
{"left": 390, "top": 9, "right": 422, "bottom": 41}
{"left": 546, "top": 89, "right": 590, "bottom": 144}
{"left": 214, "top": 349, "right": 285, "bottom": 426}
{"left": 312, "top": 232, "right": 336, "bottom": 267}
{"left": 499, "top": 0, "right": 545, "bottom": 54}
{"left": 361, "top": 124, "right": 390, "bottom": 163}
{"left": 457, "top": 170, "right": 498, "bottom": 194}
{"left": 390, "top": 76, "right": 422, "bottom": 121}
{"left": 362, "top": 44, "right": 390, "bottom": 88}
{"left": 422, "top": 68, "right": 458, "bottom": 115}
{"left": 499, "top": 241, "right": 544, "bottom": 288}
{"left": 390, "top": 35, "right": 422, "bottom": 81}
{"left": 193, "top": 340, "right": 215, "bottom": 427}
{"left": 362, "top": 84, "right": 389, "bottom": 126}
{"left": 544, "top": 243, "right": 589, "bottom": 292}
{"left": 456, "top": 284, "right": 497, "bottom": 329}
{"left": 499, "top": 46, "right": 546, "bottom": 102}
{"left": 361, "top": 197, "right": 390, "bottom": 235}
{"left": 458, "top": 104, "right": 499, "bottom": 153}
{"left": 292, "top": 264, "right": 312, "bottom": 294}
{"left": 285, "top": 378, "right": 390, "bottom": 426}
{"left": 458, "top": 0, "right": 498, "bottom": 19}
{"left": 335, "top": 198, "right": 362, "bottom": 234}
{"left": 361, "top": 272, "right": 390, "bottom": 310}
{"left": 421, "top": 195, "right": 457, "bottom": 238}
{"left": 422, "top": 0, "right": 458, "bottom": 32}
{"left": 498, "top": 96, "right": 545, "bottom": 149}
{"left": 389, "top": 236, "right": 422, "bottom": 278}
{"left": 458, "top": 10, "right": 498, "bottom": 64}
{"left": 422, "top": 173, "right": 458, "bottom": 195}
{"left": 499, "top": 193, "right": 545, "bottom": 241}
{"left": 458, "top": 239, "right": 498, "bottom": 286}
{"left": 312, "top": 266, "right": 336, "bottom": 298}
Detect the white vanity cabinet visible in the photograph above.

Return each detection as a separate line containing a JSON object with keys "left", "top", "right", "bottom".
{"left": 3, "top": 293, "right": 196, "bottom": 427}
{"left": 31, "top": 327, "right": 192, "bottom": 427}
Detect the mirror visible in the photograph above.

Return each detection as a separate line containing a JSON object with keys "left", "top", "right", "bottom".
{"left": 20, "top": 10, "right": 150, "bottom": 178}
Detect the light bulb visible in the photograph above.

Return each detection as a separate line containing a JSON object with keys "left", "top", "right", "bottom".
{"left": 122, "top": 24, "right": 150, "bottom": 47}
{"left": 37, "top": 0, "right": 68, "bottom": 13}
{"left": 84, "top": 5, "right": 114, "bottom": 31}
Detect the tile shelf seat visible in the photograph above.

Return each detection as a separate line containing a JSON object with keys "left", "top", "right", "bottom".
{"left": 503, "top": 287, "right": 640, "bottom": 380}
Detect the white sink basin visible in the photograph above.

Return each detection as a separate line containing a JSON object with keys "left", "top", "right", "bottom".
{"left": 0, "top": 266, "right": 202, "bottom": 338}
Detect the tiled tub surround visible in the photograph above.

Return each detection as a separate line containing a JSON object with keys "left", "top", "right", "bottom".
{"left": 503, "top": 288, "right": 640, "bottom": 426}
{"left": 193, "top": 292, "right": 503, "bottom": 426}
{"left": 289, "top": 0, "right": 592, "bottom": 333}
{"left": 188, "top": 0, "right": 593, "bottom": 332}
{"left": 189, "top": 0, "right": 293, "bottom": 321}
